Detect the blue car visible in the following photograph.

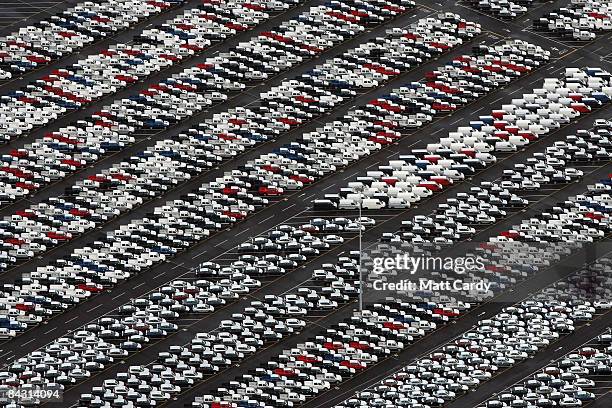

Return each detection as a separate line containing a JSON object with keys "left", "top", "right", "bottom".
{"left": 144, "top": 119, "right": 167, "bottom": 129}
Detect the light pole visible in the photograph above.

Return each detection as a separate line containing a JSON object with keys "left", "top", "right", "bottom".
{"left": 358, "top": 199, "right": 363, "bottom": 312}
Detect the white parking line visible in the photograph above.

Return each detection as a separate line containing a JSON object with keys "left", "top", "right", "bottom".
{"left": 343, "top": 171, "right": 359, "bottom": 180}
{"left": 529, "top": 77, "right": 542, "bottom": 86}
{"left": 322, "top": 184, "right": 336, "bottom": 191}
{"left": 111, "top": 291, "right": 126, "bottom": 300}
{"left": 258, "top": 215, "right": 275, "bottom": 224}
{"left": 282, "top": 204, "right": 296, "bottom": 212}
{"left": 87, "top": 304, "right": 103, "bottom": 313}
{"left": 194, "top": 249, "right": 207, "bottom": 258}
{"left": 549, "top": 66, "right": 565, "bottom": 75}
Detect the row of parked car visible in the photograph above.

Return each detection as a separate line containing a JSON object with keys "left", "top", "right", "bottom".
{"left": 0, "top": 0, "right": 419, "bottom": 204}
{"left": 0, "top": 218, "right": 365, "bottom": 403}
{"left": 0, "top": 0, "right": 186, "bottom": 80}
{"left": 0, "top": 0, "right": 305, "bottom": 145}
{"left": 479, "top": 326, "right": 612, "bottom": 408}
{"left": 319, "top": 66, "right": 609, "bottom": 212}
{"left": 0, "top": 14, "right": 475, "bottom": 271}
{"left": 533, "top": 0, "right": 612, "bottom": 42}
{"left": 337, "top": 266, "right": 611, "bottom": 408}
{"left": 462, "top": 0, "right": 534, "bottom": 19}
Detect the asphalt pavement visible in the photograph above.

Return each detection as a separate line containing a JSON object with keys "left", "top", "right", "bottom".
{"left": 1, "top": 0, "right": 612, "bottom": 407}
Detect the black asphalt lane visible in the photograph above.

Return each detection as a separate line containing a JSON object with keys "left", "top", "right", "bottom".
{"left": 0, "top": 0, "right": 76, "bottom": 35}
{"left": 1, "top": 17, "right": 610, "bottom": 361}
{"left": 588, "top": 391, "right": 612, "bottom": 408}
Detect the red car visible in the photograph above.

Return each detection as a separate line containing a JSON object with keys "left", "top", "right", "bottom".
{"left": 223, "top": 210, "right": 246, "bottom": 220}
{"left": 383, "top": 322, "right": 405, "bottom": 330}
{"left": 349, "top": 341, "right": 370, "bottom": 350}
{"left": 290, "top": 174, "right": 314, "bottom": 184}
{"left": 70, "top": 208, "right": 91, "bottom": 218}
{"left": 297, "top": 355, "right": 320, "bottom": 363}
{"left": 16, "top": 303, "right": 35, "bottom": 311}
{"left": 323, "top": 342, "right": 343, "bottom": 350}
{"left": 418, "top": 181, "right": 442, "bottom": 192}
{"left": 434, "top": 307, "right": 460, "bottom": 317}
{"left": 47, "top": 231, "right": 71, "bottom": 241}
{"left": 274, "top": 368, "right": 296, "bottom": 377}
{"left": 78, "top": 283, "right": 103, "bottom": 293}
{"left": 500, "top": 230, "right": 520, "bottom": 239}
{"left": 258, "top": 186, "right": 283, "bottom": 196}
{"left": 340, "top": 360, "right": 366, "bottom": 370}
